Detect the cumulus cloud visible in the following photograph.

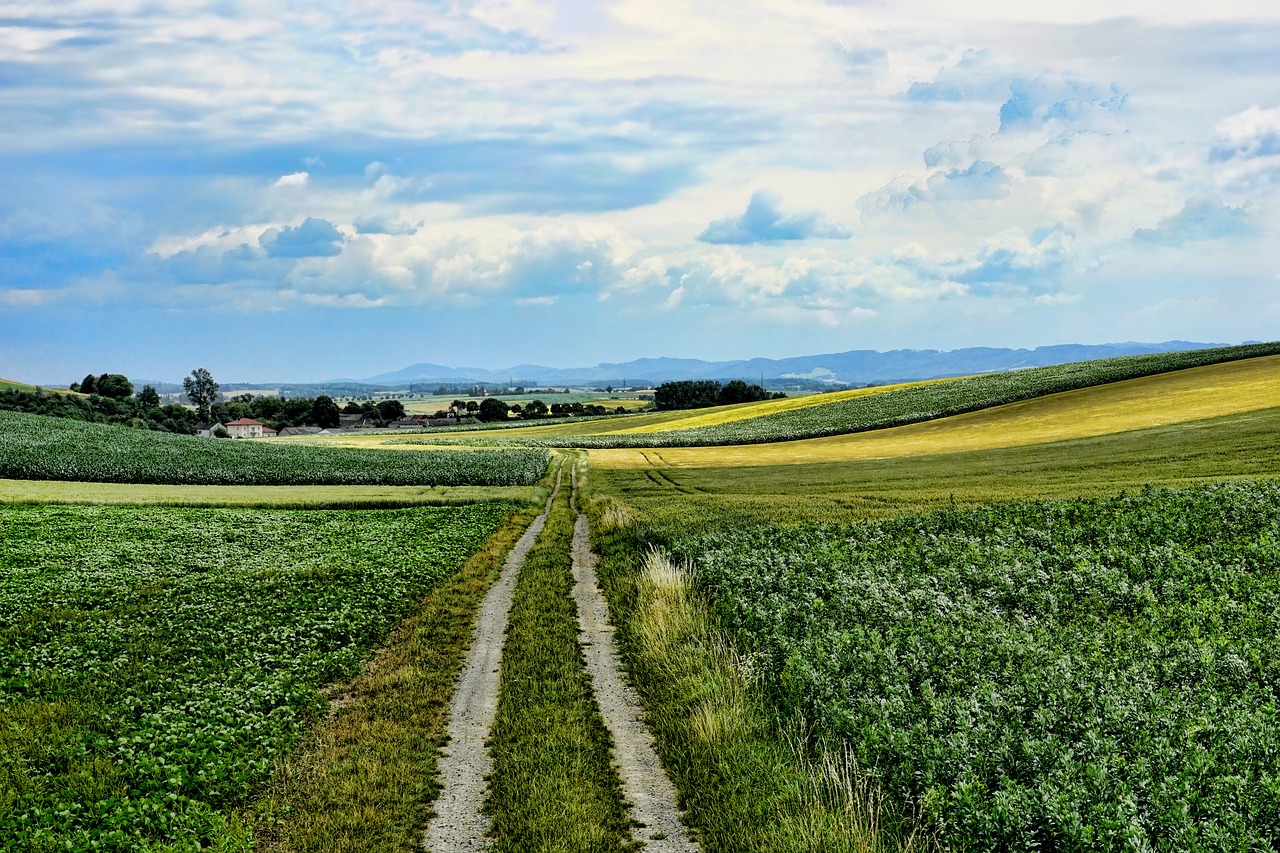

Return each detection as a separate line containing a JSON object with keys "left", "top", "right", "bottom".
{"left": 260, "top": 218, "right": 345, "bottom": 258}
{"left": 857, "top": 160, "right": 1013, "bottom": 220}
{"left": 998, "top": 74, "right": 1127, "bottom": 134}
{"left": 1132, "top": 196, "right": 1257, "bottom": 245}
{"left": 697, "top": 191, "right": 851, "bottom": 244}
{"left": 272, "top": 171, "right": 309, "bottom": 188}
{"left": 1210, "top": 105, "right": 1280, "bottom": 190}
{"left": 353, "top": 215, "right": 420, "bottom": 236}
{"left": 906, "top": 49, "right": 1004, "bottom": 103}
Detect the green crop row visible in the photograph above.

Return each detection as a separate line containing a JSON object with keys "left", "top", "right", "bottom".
{"left": 674, "top": 481, "right": 1280, "bottom": 849}
{"left": 412, "top": 342, "right": 1280, "bottom": 449}
{"left": 0, "top": 410, "right": 550, "bottom": 486}
{"left": 0, "top": 502, "right": 512, "bottom": 851}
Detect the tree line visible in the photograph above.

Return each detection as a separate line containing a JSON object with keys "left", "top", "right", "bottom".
{"left": 653, "top": 379, "right": 784, "bottom": 411}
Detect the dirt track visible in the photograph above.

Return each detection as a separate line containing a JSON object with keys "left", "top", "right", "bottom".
{"left": 422, "top": 471, "right": 561, "bottom": 852}
{"left": 423, "top": 464, "right": 696, "bottom": 851}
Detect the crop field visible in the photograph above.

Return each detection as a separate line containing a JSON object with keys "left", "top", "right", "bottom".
{"left": 0, "top": 478, "right": 538, "bottom": 509}
{"left": 672, "top": 481, "right": 1280, "bottom": 849}
{"left": 400, "top": 391, "right": 649, "bottom": 416}
{"left": 407, "top": 342, "right": 1280, "bottom": 449}
{"left": 0, "top": 501, "right": 513, "bottom": 851}
{"left": 0, "top": 411, "right": 550, "bottom": 487}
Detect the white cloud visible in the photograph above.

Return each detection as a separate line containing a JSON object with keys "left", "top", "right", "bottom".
{"left": 272, "top": 171, "right": 309, "bottom": 189}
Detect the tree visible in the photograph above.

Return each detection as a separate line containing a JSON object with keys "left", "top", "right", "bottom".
{"left": 184, "top": 368, "right": 219, "bottom": 419}
{"left": 522, "top": 399, "right": 548, "bottom": 419}
{"left": 478, "top": 397, "right": 509, "bottom": 422}
{"left": 342, "top": 400, "right": 363, "bottom": 414}
{"left": 377, "top": 399, "right": 406, "bottom": 422}
{"left": 79, "top": 374, "right": 97, "bottom": 395}
{"left": 465, "top": 400, "right": 479, "bottom": 413}
{"left": 311, "top": 395, "right": 340, "bottom": 428}
{"left": 95, "top": 374, "right": 134, "bottom": 399}
{"left": 136, "top": 385, "right": 161, "bottom": 409}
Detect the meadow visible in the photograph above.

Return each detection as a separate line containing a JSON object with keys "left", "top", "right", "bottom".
{"left": 0, "top": 411, "right": 550, "bottom": 487}
{"left": 0, "top": 502, "right": 513, "bottom": 851}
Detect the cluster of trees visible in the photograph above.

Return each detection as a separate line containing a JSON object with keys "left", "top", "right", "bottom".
{"left": 1, "top": 378, "right": 196, "bottom": 434}
{"left": 653, "top": 379, "right": 785, "bottom": 411}
{"left": 460, "top": 398, "right": 626, "bottom": 423}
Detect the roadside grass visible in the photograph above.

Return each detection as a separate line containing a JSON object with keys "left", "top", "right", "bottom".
{"left": 0, "top": 478, "right": 540, "bottom": 509}
{"left": 591, "top": 404, "right": 1280, "bottom": 532}
{"left": 586, "top": 518, "right": 932, "bottom": 853}
{"left": 485, "top": 462, "right": 636, "bottom": 853}
{"left": 241, "top": 502, "right": 541, "bottom": 853}
{"left": 588, "top": 353, "right": 1280, "bottom": 470}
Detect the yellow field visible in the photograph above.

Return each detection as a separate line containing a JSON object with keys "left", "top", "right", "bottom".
{"left": 601, "top": 378, "right": 952, "bottom": 434}
{"left": 589, "top": 355, "right": 1280, "bottom": 470}
{"left": 0, "top": 479, "right": 538, "bottom": 507}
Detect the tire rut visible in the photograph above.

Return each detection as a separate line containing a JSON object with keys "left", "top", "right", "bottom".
{"left": 570, "top": 469, "right": 700, "bottom": 852}
{"left": 422, "top": 470, "right": 562, "bottom": 852}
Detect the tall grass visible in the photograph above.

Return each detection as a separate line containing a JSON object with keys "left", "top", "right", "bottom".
{"left": 595, "top": 530, "right": 933, "bottom": 853}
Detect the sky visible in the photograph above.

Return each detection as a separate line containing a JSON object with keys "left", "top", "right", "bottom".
{"left": 1, "top": 1, "right": 1278, "bottom": 383}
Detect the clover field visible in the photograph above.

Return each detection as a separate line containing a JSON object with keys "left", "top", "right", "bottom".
{"left": 675, "top": 481, "right": 1280, "bottom": 850}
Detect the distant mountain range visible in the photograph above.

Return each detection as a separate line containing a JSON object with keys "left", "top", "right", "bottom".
{"left": 362, "top": 341, "right": 1228, "bottom": 389}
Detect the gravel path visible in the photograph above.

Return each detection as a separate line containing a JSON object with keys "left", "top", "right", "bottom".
{"left": 422, "top": 470, "right": 562, "bottom": 852}
{"left": 570, "top": 471, "right": 700, "bottom": 852}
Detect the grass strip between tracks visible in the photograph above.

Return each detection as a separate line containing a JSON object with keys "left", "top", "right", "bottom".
{"left": 586, "top": 504, "right": 932, "bottom": 853}
{"left": 485, "top": 471, "right": 636, "bottom": 852}
{"left": 242, "top": 502, "right": 541, "bottom": 853}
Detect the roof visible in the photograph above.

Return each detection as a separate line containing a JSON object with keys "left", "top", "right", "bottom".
{"left": 225, "top": 418, "right": 264, "bottom": 426}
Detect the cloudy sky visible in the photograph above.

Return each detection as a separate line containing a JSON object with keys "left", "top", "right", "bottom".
{"left": 1, "top": 1, "right": 1277, "bottom": 383}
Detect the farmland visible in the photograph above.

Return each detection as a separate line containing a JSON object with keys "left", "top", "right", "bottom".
{"left": 671, "top": 482, "right": 1280, "bottom": 848}
{"left": 5, "top": 342, "right": 1280, "bottom": 851}
{"left": 0, "top": 501, "right": 513, "bottom": 851}
{"left": 391, "top": 341, "right": 1280, "bottom": 449}
{"left": 0, "top": 411, "right": 550, "bottom": 487}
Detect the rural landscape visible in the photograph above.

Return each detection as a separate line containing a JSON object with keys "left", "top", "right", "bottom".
{"left": 2, "top": 339, "right": 1280, "bottom": 851}
{"left": 2, "top": 1, "right": 1277, "bottom": 851}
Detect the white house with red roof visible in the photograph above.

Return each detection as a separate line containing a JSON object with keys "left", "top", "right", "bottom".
{"left": 225, "top": 417, "right": 265, "bottom": 439}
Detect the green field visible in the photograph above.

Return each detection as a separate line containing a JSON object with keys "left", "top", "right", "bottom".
{"left": 674, "top": 482, "right": 1280, "bottom": 849}
{"left": 6, "top": 343, "right": 1280, "bottom": 851}
{"left": 0, "top": 502, "right": 513, "bottom": 851}
{"left": 0, "top": 411, "right": 550, "bottom": 487}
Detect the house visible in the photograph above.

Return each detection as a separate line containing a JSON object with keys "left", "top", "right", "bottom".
{"left": 194, "top": 421, "right": 226, "bottom": 438}
{"left": 225, "top": 417, "right": 265, "bottom": 439}
{"left": 261, "top": 427, "right": 278, "bottom": 438}
{"left": 339, "top": 414, "right": 375, "bottom": 429}
{"left": 277, "top": 426, "right": 322, "bottom": 437}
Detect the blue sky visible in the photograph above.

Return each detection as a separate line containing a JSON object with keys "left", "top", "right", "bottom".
{"left": 1, "top": 1, "right": 1278, "bottom": 383}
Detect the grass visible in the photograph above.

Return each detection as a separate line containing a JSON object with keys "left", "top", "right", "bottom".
{"left": 0, "top": 478, "right": 539, "bottom": 509}
{"left": 0, "top": 378, "right": 79, "bottom": 395}
{"left": 485, "top": 462, "right": 636, "bottom": 853}
{"left": 242, "top": 502, "right": 541, "bottom": 853}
